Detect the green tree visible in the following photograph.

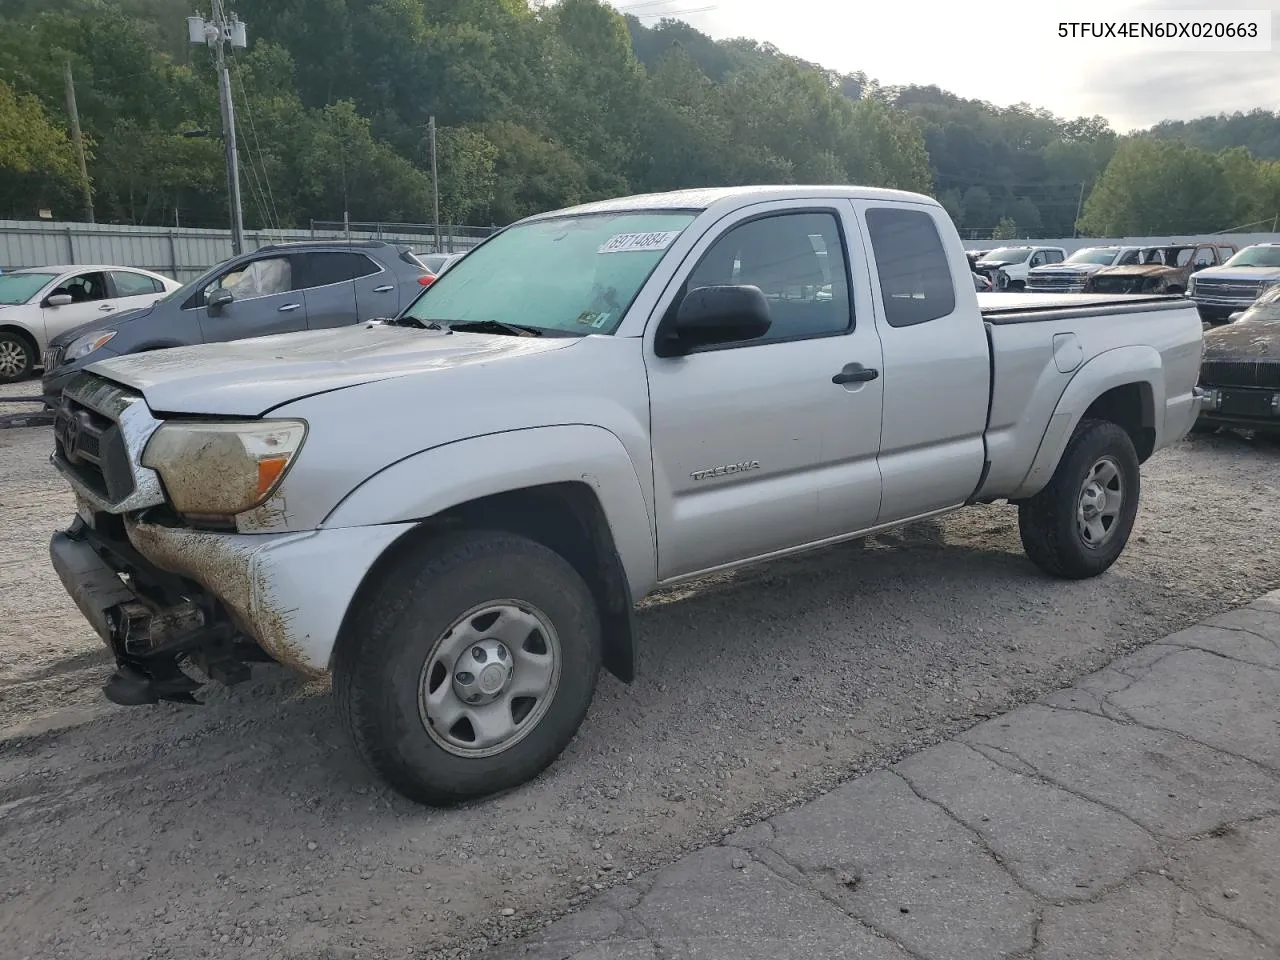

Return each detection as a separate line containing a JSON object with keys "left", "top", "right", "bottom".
{"left": 1079, "top": 139, "right": 1233, "bottom": 235}
{"left": 992, "top": 216, "right": 1018, "bottom": 240}
{"left": 0, "top": 79, "right": 81, "bottom": 216}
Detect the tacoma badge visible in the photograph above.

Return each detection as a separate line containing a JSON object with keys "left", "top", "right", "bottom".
{"left": 690, "top": 460, "right": 760, "bottom": 481}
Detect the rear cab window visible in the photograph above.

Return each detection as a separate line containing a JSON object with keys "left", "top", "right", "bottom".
{"left": 863, "top": 206, "right": 957, "bottom": 327}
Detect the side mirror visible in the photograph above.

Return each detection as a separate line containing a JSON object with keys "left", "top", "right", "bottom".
{"left": 45, "top": 293, "right": 73, "bottom": 307}
{"left": 661, "top": 285, "right": 771, "bottom": 355}
{"left": 207, "top": 287, "right": 234, "bottom": 312}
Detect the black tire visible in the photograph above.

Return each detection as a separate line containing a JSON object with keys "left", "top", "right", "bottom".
{"left": 334, "top": 529, "right": 602, "bottom": 806}
{"left": 1018, "top": 419, "right": 1141, "bottom": 580}
{"left": 0, "top": 331, "right": 35, "bottom": 383}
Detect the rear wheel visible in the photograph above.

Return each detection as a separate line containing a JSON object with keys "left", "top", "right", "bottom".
{"left": 0, "top": 331, "right": 35, "bottom": 383}
{"left": 1018, "top": 420, "right": 1140, "bottom": 579}
{"left": 334, "top": 530, "right": 602, "bottom": 806}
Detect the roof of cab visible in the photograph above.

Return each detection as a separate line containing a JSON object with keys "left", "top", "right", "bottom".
{"left": 520, "top": 185, "right": 940, "bottom": 222}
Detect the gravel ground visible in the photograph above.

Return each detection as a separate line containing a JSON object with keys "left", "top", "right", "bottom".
{"left": 2, "top": 381, "right": 1279, "bottom": 960}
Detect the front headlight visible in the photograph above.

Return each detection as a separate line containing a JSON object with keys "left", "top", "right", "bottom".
{"left": 1187, "top": 276, "right": 1197, "bottom": 295}
{"left": 141, "top": 419, "right": 307, "bottom": 518}
{"left": 64, "top": 330, "right": 117, "bottom": 361}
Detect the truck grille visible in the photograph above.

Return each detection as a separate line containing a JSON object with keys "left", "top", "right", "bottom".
{"left": 1200, "top": 360, "right": 1280, "bottom": 390}
{"left": 46, "top": 343, "right": 65, "bottom": 370}
{"left": 53, "top": 387, "right": 139, "bottom": 506}
{"left": 1193, "top": 279, "right": 1263, "bottom": 301}
{"left": 1089, "top": 276, "right": 1151, "bottom": 295}
{"left": 1028, "top": 273, "right": 1085, "bottom": 289}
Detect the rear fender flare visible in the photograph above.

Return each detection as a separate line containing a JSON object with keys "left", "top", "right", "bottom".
{"left": 1010, "top": 345, "right": 1162, "bottom": 500}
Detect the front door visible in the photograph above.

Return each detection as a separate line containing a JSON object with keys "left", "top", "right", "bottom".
{"left": 192, "top": 254, "right": 310, "bottom": 343}
{"left": 645, "top": 204, "right": 885, "bottom": 580}
{"left": 41, "top": 270, "right": 115, "bottom": 344}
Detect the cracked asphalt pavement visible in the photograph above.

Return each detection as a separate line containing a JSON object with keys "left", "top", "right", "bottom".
{"left": 2, "top": 378, "right": 1280, "bottom": 959}
{"left": 484, "top": 594, "right": 1280, "bottom": 960}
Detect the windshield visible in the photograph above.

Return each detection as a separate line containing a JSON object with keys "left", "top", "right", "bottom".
{"left": 1223, "top": 246, "right": 1280, "bottom": 268}
{"left": 981, "top": 247, "right": 1031, "bottom": 264}
{"left": 1065, "top": 248, "right": 1119, "bottom": 265}
{"left": 401, "top": 211, "right": 697, "bottom": 335}
{"left": 0, "top": 271, "right": 57, "bottom": 305}
{"left": 1240, "top": 284, "right": 1280, "bottom": 322}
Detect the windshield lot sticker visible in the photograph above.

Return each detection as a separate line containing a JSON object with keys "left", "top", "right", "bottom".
{"left": 575, "top": 311, "right": 612, "bottom": 328}
{"left": 598, "top": 231, "right": 681, "bottom": 254}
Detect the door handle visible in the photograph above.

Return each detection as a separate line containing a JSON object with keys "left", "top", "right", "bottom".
{"left": 98, "top": 304, "right": 115, "bottom": 311}
{"left": 832, "top": 363, "right": 879, "bottom": 385}
{"left": 278, "top": 303, "right": 301, "bottom": 312}
{"left": 372, "top": 284, "right": 394, "bottom": 293}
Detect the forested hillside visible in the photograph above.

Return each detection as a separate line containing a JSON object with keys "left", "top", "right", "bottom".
{"left": 1, "top": 0, "right": 1278, "bottom": 237}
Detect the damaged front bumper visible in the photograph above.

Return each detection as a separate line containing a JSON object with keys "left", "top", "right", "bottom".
{"left": 49, "top": 511, "right": 416, "bottom": 706}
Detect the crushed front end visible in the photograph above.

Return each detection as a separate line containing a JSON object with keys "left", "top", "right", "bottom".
{"left": 48, "top": 374, "right": 273, "bottom": 703}
{"left": 48, "top": 371, "right": 415, "bottom": 706}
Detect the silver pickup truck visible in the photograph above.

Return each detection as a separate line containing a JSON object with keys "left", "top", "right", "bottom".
{"left": 47, "top": 186, "right": 1204, "bottom": 805}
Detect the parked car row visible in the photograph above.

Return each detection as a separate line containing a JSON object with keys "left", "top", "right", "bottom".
{"left": 0, "top": 240, "right": 471, "bottom": 394}
{"left": 0, "top": 265, "right": 182, "bottom": 383}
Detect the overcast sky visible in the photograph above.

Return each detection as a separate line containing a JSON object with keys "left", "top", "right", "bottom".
{"left": 614, "top": 0, "right": 1278, "bottom": 131}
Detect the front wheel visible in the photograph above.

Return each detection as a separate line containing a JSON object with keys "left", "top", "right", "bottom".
{"left": 1018, "top": 419, "right": 1141, "bottom": 579}
{"left": 0, "top": 331, "right": 35, "bottom": 383}
{"left": 334, "top": 530, "right": 602, "bottom": 806}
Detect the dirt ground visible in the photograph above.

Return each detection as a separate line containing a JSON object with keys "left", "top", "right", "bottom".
{"left": 3, "top": 378, "right": 1279, "bottom": 960}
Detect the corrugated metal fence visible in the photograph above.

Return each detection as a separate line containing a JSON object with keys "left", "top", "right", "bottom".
{"left": 0, "top": 219, "right": 492, "bottom": 283}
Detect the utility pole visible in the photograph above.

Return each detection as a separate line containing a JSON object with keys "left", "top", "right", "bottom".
{"left": 63, "top": 61, "right": 94, "bottom": 223}
{"left": 428, "top": 115, "right": 441, "bottom": 254}
{"left": 1073, "top": 181, "right": 1085, "bottom": 238}
{"left": 188, "top": 3, "right": 247, "bottom": 255}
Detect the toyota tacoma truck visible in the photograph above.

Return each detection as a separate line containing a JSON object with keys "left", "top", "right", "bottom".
{"left": 47, "top": 186, "right": 1204, "bottom": 806}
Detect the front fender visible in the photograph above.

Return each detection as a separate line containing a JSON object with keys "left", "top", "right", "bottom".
{"left": 321, "top": 424, "right": 657, "bottom": 601}
{"left": 1010, "top": 345, "right": 1163, "bottom": 500}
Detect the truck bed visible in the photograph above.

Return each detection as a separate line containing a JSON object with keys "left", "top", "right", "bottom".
{"left": 978, "top": 291, "right": 1191, "bottom": 323}
{"left": 974, "top": 291, "right": 1203, "bottom": 502}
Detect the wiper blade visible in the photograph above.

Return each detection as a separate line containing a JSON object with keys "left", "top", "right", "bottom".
{"left": 445, "top": 319, "right": 543, "bottom": 337}
{"left": 371, "top": 315, "right": 446, "bottom": 331}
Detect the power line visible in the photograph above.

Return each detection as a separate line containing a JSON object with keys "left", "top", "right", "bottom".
{"left": 229, "top": 49, "right": 283, "bottom": 236}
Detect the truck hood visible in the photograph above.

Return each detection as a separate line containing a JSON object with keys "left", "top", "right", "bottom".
{"left": 1028, "top": 263, "right": 1105, "bottom": 275}
{"left": 1194, "top": 266, "right": 1280, "bottom": 282}
{"left": 1203, "top": 320, "right": 1280, "bottom": 361}
{"left": 1096, "top": 265, "right": 1176, "bottom": 278}
{"left": 87, "top": 323, "right": 581, "bottom": 416}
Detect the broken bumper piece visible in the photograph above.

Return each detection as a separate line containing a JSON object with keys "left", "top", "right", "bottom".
{"left": 49, "top": 522, "right": 240, "bottom": 705}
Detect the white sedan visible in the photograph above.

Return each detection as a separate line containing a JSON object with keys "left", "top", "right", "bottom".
{"left": 0, "top": 264, "right": 182, "bottom": 383}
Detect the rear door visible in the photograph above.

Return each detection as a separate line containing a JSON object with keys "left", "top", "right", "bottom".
{"left": 108, "top": 269, "right": 168, "bottom": 312}
{"left": 645, "top": 202, "right": 885, "bottom": 579}
{"left": 193, "top": 254, "right": 309, "bottom": 343}
{"left": 293, "top": 252, "right": 360, "bottom": 329}
{"left": 351, "top": 252, "right": 402, "bottom": 320}
{"left": 855, "top": 201, "right": 991, "bottom": 524}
